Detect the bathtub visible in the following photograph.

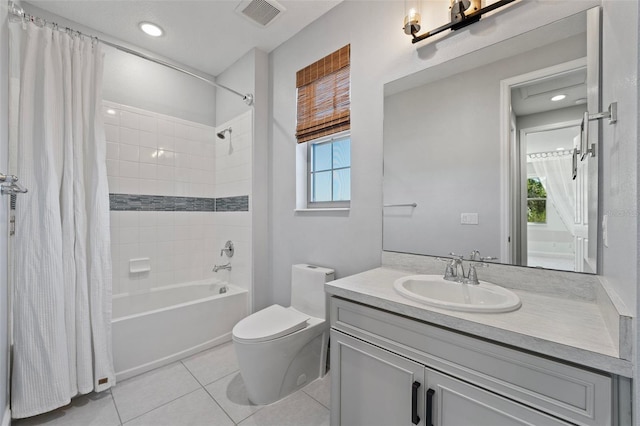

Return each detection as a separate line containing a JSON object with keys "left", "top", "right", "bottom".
{"left": 112, "top": 280, "right": 248, "bottom": 381}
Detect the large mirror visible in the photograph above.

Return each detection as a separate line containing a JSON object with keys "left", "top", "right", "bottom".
{"left": 383, "top": 9, "right": 600, "bottom": 273}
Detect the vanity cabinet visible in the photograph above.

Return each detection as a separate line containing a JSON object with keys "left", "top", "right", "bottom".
{"left": 330, "top": 297, "right": 613, "bottom": 426}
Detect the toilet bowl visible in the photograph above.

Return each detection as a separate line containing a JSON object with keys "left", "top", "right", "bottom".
{"left": 232, "top": 264, "right": 334, "bottom": 405}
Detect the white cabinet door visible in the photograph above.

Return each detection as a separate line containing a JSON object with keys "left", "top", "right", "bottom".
{"left": 426, "top": 368, "right": 572, "bottom": 426}
{"left": 331, "top": 330, "right": 425, "bottom": 426}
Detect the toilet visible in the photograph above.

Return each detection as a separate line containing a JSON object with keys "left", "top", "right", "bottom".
{"left": 232, "top": 264, "right": 334, "bottom": 405}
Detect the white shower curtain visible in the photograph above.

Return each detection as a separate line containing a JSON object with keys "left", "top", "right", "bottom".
{"left": 9, "top": 22, "right": 115, "bottom": 418}
{"left": 529, "top": 154, "right": 576, "bottom": 236}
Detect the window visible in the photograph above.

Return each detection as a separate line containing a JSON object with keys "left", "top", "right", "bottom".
{"left": 308, "top": 133, "right": 350, "bottom": 206}
{"left": 527, "top": 177, "right": 547, "bottom": 223}
{"left": 295, "top": 45, "right": 351, "bottom": 209}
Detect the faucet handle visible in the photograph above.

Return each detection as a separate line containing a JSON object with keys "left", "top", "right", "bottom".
{"left": 449, "top": 252, "right": 464, "bottom": 261}
{"left": 467, "top": 262, "right": 488, "bottom": 284}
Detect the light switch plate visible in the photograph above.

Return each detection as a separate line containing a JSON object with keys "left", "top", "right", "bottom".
{"left": 461, "top": 213, "right": 479, "bottom": 225}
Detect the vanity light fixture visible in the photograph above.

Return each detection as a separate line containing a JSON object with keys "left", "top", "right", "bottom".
{"left": 139, "top": 22, "right": 164, "bottom": 37}
{"left": 551, "top": 94, "right": 567, "bottom": 102}
{"left": 406, "top": 0, "right": 516, "bottom": 44}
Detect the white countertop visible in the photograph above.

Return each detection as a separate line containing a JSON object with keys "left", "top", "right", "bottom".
{"left": 325, "top": 267, "right": 633, "bottom": 377}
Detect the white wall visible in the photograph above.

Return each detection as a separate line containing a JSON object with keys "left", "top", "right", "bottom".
{"left": 217, "top": 49, "right": 271, "bottom": 311}
{"left": 598, "top": 0, "right": 639, "bottom": 421}
{"left": 383, "top": 35, "right": 584, "bottom": 259}
{"left": 0, "top": 2, "right": 10, "bottom": 424}
{"left": 22, "top": 3, "right": 217, "bottom": 126}
{"left": 269, "top": 0, "right": 600, "bottom": 305}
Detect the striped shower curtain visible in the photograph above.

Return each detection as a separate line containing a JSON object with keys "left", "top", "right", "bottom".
{"left": 9, "top": 21, "right": 115, "bottom": 418}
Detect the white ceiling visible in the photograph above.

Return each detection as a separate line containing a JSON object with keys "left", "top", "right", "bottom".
{"left": 511, "top": 68, "right": 587, "bottom": 116}
{"left": 25, "top": 0, "right": 341, "bottom": 77}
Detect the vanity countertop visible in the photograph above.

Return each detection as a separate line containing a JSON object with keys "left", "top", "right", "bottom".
{"left": 325, "top": 267, "right": 633, "bottom": 377}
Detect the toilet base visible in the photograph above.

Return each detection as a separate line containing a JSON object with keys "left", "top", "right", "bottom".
{"left": 234, "top": 321, "right": 328, "bottom": 405}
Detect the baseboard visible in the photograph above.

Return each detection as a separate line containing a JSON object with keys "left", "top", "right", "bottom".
{"left": 1, "top": 405, "right": 10, "bottom": 426}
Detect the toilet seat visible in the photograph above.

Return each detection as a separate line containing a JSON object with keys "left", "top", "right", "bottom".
{"left": 233, "top": 304, "right": 310, "bottom": 343}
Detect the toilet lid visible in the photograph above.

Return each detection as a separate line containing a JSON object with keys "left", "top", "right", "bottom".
{"left": 233, "top": 304, "right": 310, "bottom": 343}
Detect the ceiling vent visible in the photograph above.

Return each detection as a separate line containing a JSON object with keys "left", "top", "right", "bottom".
{"left": 236, "top": 0, "right": 286, "bottom": 27}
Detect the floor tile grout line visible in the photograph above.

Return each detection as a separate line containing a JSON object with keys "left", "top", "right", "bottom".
{"left": 119, "top": 387, "right": 203, "bottom": 425}
{"left": 202, "top": 380, "right": 242, "bottom": 426}
{"left": 181, "top": 359, "right": 238, "bottom": 425}
{"left": 301, "top": 389, "right": 330, "bottom": 410}
{"left": 109, "top": 389, "right": 125, "bottom": 426}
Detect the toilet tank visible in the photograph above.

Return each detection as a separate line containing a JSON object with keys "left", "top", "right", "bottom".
{"left": 291, "top": 264, "right": 334, "bottom": 319}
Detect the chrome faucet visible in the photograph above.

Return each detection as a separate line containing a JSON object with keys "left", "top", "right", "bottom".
{"left": 439, "top": 251, "right": 493, "bottom": 285}
{"left": 213, "top": 262, "right": 232, "bottom": 272}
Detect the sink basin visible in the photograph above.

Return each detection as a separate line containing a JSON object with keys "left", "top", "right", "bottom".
{"left": 393, "top": 275, "right": 521, "bottom": 313}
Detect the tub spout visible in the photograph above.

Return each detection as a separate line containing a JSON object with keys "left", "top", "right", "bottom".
{"left": 213, "top": 262, "right": 232, "bottom": 272}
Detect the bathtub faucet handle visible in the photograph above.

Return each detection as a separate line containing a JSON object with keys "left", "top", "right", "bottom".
{"left": 220, "top": 240, "right": 234, "bottom": 258}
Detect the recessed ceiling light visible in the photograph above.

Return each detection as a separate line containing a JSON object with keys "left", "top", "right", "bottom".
{"left": 106, "top": 109, "right": 117, "bottom": 115}
{"left": 139, "top": 22, "right": 164, "bottom": 37}
{"left": 556, "top": 147, "right": 565, "bottom": 151}
{"left": 550, "top": 94, "right": 566, "bottom": 102}
{"left": 575, "top": 98, "right": 587, "bottom": 105}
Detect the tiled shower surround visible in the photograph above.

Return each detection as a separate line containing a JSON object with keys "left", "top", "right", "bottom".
{"left": 104, "top": 101, "right": 252, "bottom": 296}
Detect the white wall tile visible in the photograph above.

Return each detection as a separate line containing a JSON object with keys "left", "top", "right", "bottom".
{"left": 120, "top": 111, "right": 141, "bottom": 130}
{"left": 139, "top": 115, "right": 157, "bottom": 133}
{"left": 139, "top": 179, "right": 159, "bottom": 195}
{"left": 119, "top": 178, "right": 140, "bottom": 195}
{"left": 157, "top": 151, "right": 175, "bottom": 166}
{"left": 106, "top": 142, "right": 119, "bottom": 160}
{"left": 139, "top": 163, "right": 157, "bottom": 180}
{"left": 139, "top": 147, "right": 158, "bottom": 164}
{"left": 139, "top": 131, "right": 158, "bottom": 149}
{"left": 158, "top": 119, "right": 174, "bottom": 136}
{"left": 158, "top": 134, "right": 175, "bottom": 151}
{"left": 106, "top": 159, "right": 119, "bottom": 177}
{"left": 119, "top": 161, "right": 139, "bottom": 179}
{"left": 107, "top": 176, "right": 120, "bottom": 193}
{"left": 120, "top": 127, "right": 140, "bottom": 146}
{"left": 175, "top": 123, "right": 192, "bottom": 139}
{"left": 104, "top": 124, "right": 119, "bottom": 143}
{"left": 119, "top": 144, "right": 140, "bottom": 162}
{"left": 104, "top": 107, "right": 120, "bottom": 125}
{"left": 105, "top": 103, "right": 252, "bottom": 295}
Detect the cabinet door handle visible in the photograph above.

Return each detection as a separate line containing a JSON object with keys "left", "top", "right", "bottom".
{"left": 426, "top": 388, "right": 435, "bottom": 426}
{"left": 411, "top": 381, "right": 421, "bottom": 425}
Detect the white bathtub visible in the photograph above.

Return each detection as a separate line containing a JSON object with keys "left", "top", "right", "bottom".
{"left": 112, "top": 280, "right": 248, "bottom": 381}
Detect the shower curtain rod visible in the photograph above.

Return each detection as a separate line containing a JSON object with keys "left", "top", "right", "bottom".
{"left": 7, "top": 1, "right": 254, "bottom": 106}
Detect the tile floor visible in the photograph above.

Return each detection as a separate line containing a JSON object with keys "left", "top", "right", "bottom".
{"left": 14, "top": 342, "right": 331, "bottom": 426}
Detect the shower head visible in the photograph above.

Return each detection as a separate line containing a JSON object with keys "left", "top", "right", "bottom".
{"left": 217, "top": 127, "right": 232, "bottom": 139}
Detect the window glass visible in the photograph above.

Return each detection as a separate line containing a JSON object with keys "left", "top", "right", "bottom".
{"left": 333, "top": 168, "right": 351, "bottom": 201}
{"left": 309, "top": 135, "right": 351, "bottom": 206}
{"left": 312, "top": 171, "right": 332, "bottom": 202}
{"left": 332, "top": 139, "right": 351, "bottom": 169}
{"left": 313, "top": 143, "right": 332, "bottom": 172}
{"left": 527, "top": 177, "right": 547, "bottom": 223}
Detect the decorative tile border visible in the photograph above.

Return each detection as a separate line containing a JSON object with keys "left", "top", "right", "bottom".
{"left": 216, "top": 195, "right": 249, "bottom": 212}
{"left": 110, "top": 194, "right": 249, "bottom": 212}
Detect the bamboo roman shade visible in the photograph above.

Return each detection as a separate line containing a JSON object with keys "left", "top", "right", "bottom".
{"left": 296, "top": 45, "right": 350, "bottom": 143}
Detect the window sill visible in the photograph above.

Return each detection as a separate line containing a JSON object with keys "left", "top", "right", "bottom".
{"left": 294, "top": 208, "right": 350, "bottom": 213}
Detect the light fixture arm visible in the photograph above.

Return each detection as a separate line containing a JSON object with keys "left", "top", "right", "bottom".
{"left": 409, "top": 0, "right": 517, "bottom": 44}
